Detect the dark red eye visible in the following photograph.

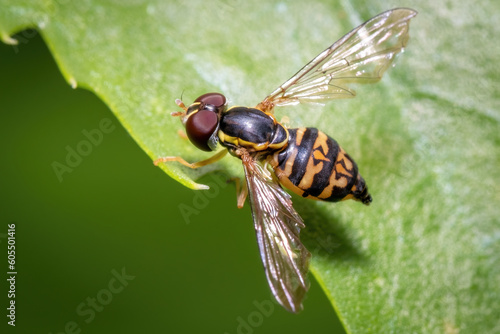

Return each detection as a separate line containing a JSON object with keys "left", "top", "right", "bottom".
{"left": 185, "top": 109, "right": 219, "bottom": 151}
{"left": 195, "top": 93, "right": 227, "bottom": 112}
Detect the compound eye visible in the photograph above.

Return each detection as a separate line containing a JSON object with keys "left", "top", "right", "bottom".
{"left": 185, "top": 109, "right": 219, "bottom": 151}
{"left": 195, "top": 93, "right": 227, "bottom": 112}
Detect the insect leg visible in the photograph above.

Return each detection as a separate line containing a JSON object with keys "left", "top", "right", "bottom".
{"left": 176, "top": 129, "right": 188, "bottom": 140}
{"left": 224, "top": 177, "right": 248, "bottom": 208}
{"left": 153, "top": 149, "right": 227, "bottom": 168}
{"left": 234, "top": 177, "right": 248, "bottom": 209}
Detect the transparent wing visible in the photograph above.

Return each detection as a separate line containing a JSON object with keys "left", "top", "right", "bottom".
{"left": 259, "top": 8, "right": 417, "bottom": 109}
{"left": 241, "top": 154, "right": 311, "bottom": 313}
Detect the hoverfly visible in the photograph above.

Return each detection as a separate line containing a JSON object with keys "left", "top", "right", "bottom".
{"left": 155, "top": 8, "right": 417, "bottom": 313}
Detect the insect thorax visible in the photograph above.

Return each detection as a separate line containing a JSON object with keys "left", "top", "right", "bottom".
{"left": 218, "top": 106, "right": 288, "bottom": 155}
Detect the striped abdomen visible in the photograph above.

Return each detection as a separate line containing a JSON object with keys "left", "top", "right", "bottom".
{"left": 269, "top": 128, "right": 372, "bottom": 204}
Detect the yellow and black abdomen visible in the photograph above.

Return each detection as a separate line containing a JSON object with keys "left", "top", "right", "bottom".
{"left": 270, "top": 127, "right": 372, "bottom": 205}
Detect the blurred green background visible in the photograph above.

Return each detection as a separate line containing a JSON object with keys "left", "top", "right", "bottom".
{"left": 0, "top": 31, "right": 345, "bottom": 333}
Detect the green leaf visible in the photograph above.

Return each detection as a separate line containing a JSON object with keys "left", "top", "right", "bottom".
{"left": 1, "top": 0, "right": 499, "bottom": 333}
